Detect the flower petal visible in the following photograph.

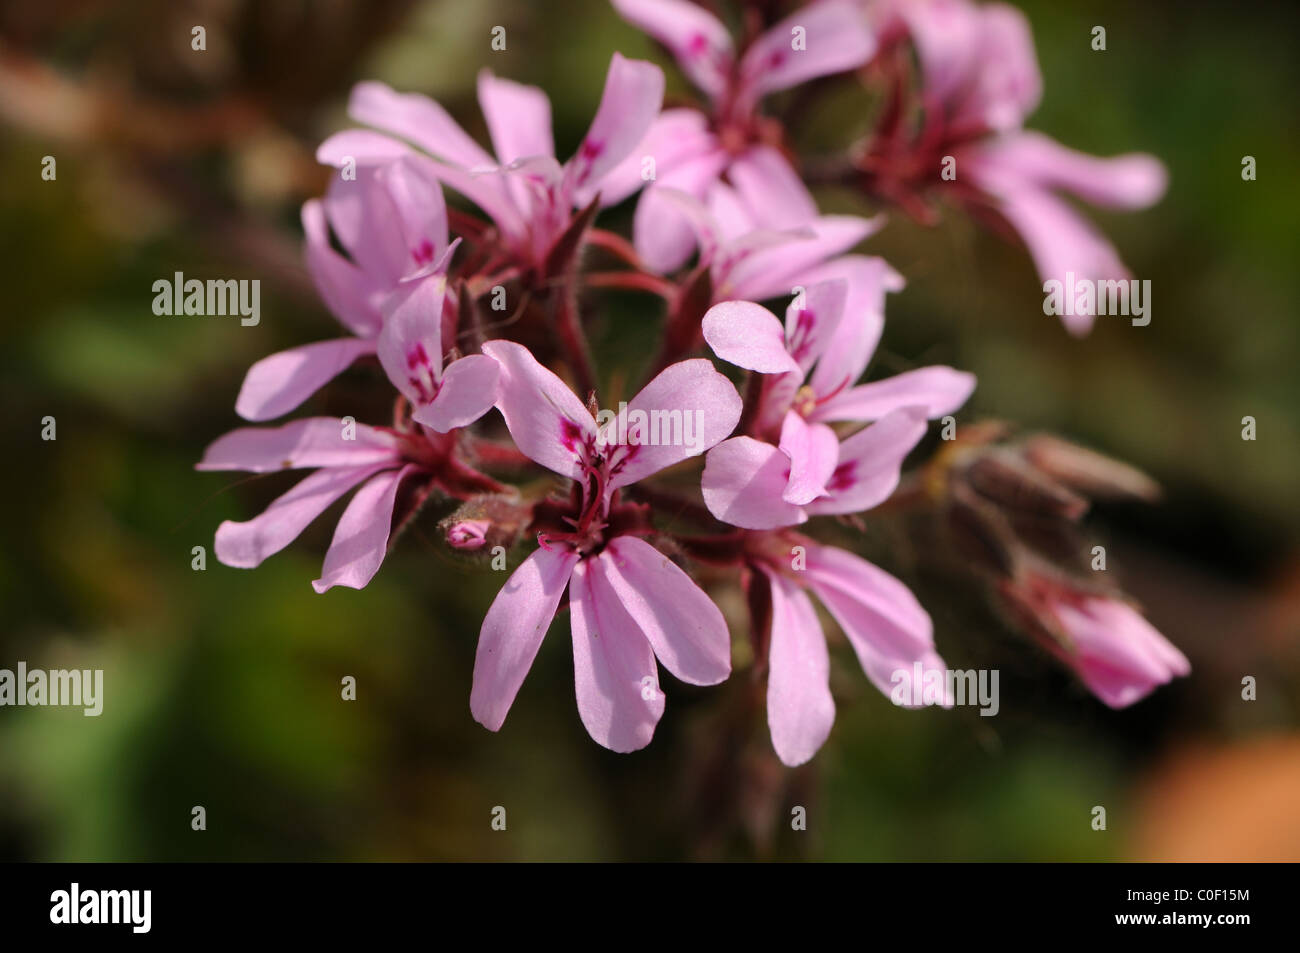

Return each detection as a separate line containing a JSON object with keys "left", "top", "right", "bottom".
{"left": 347, "top": 80, "right": 496, "bottom": 169}
{"left": 726, "top": 214, "right": 884, "bottom": 301}
{"left": 377, "top": 270, "right": 449, "bottom": 407}
{"left": 702, "top": 300, "right": 800, "bottom": 374}
{"left": 974, "top": 131, "right": 1167, "bottom": 209}
{"left": 813, "top": 366, "right": 976, "bottom": 423}
{"left": 702, "top": 437, "right": 807, "bottom": 529}
{"left": 312, "top": 464, "right": 417, "bottom": 592}
{"left": 598, "top": 108, "right": 722, "bottom": 208}
{"left": 610, "top": 0, "right": 734, "bottom": 101}
{"left": 804, "top": 407, "right": 928, "bottom": 516}
{"left": 214, "top": 464, "right": 390, "bottom": 569}
{"left": 764, "top": 568, "right": 835, "bottom": 766}
{"left": 739, "top": 0, "right": 876, "bottom": 100}
{"left": 606, "top": 358, "right": 742, "bottom": 489}
{"left": 476, "top": 70, "right": 555, "bottom": 164}
{"left": 728, "top": 145, "right": 817, "bottom": 230}
{"left": 567, "top": 53, "right": 665, "bottom": 199}
{"left": 801, "top": 541, "right": 945, "bottom": 700}
{"left": 779, "top": 412, "right": 840, "bottom": 505}
{"left": 480, "top": 340, "right": 593, "bottom": 480}
{"left": 197, "top": 418, "right": 400, "bottom": 473}
{"left": 784, "top": 278, "right": 848, "bottom": 374}
{"left": 570, "top": 555, "right": 664, "bottom": 752}
{"left": 804, "top": 254, "right": 903, "bottom": 397}
{"left": 416, "top": 354, "right": 501, "bottom": 432}
{"left": 472, "top": 545, "right": 580, "bottom": 731}
{"left": 235, "top": 337, "right": 378, "bottom": 423}
{"left": 599, "top": 536, "right": 731, "bottom": 684}
{"left": 301, "top": 199, "right": 384, "bottom": 337}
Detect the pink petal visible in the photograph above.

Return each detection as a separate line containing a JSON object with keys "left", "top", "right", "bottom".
{"left": 599, "top": 536, "right": 731, "bottom": 684}
{"left": 630, "top": 148, "right": 730, "bottom": 272}
{"left": 607, "top": 358, "right": 743, "bottom": 489}
{"left": 570, "top": 556, "right": 664, "bottom": 753}
{"left": 779, "top": 412, "right": 840, "bottom": 505}
{"left": 480, "top": 340, "right": 593, "bottom": 480}
{"left": 598, "top": 108, "right": 722, "bottom": 208}
{"left": 312, "top": 464, "right": 417, "bottom": 592}
{"left": 727, "top": 214, "right": 884, "bottom": 301}
{"left": 701, "top": 437, "right": 807, "bottom": 529}
{"left": 235, "top": 337, "right": 378, "bottom": 423}
{"left": 214, "top": 463, "right": 390, "bottom": 569}
{"left": 471, "top": 546, "right": 580, "bottom": 731}
{"left": 728, "top": 146, "right": 817, "bottom": 230}
{"left": 764, "top": 569, "right": 835, "bottom": 766}
{"left": 739, "top": 0, "right": 876, "bottom": 100}
{"left": 610, "top": 0, "right": 734, "bottom": 101}
{"left": 812, "top": 366, "right": 976, "bottom": 423}
{"left": 416, "top": 354, "right": 501, "bottom": 432}
{"left": 566, "top": 53, "right": 665, "bottom": 200}
{"left": 805, "top": 407, "right": 928, "bottom": 516}
{"left": 962, "top": 4, "right": 1041, "bottom": 132}
{"left": 702, "top": 300, "right": 801, "bottom": 374}
{"left": 476, "top": 71, "right": 555, "bottom": 164}
{"left": 893, "top": 0, "right": 982, "bottom": 103}
{"left": 347, "top": 81, "right": 496, "bottom": 170}
{"left": 377, "top": 270, "right": 449, "bottom": 407}
{"left": 784, "top": 278, "right": 848, "bottom": 374}
{"left": 198, "top": 418, "right": 400, "bottom": 473}
{"left": 301, "top": 199, "right": 384, "bottom": 337}
{"left": 801, "top": 541, "right": 944, "bottom": 699}
{"left": 974, "top": 131, "right": 1167, "bottom": 209}
{"left": 804, "top": 255, "right": 903, "bottom": 397}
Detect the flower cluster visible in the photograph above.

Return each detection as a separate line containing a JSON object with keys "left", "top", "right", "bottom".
{"left": 199, "top": 0, "right": 1186, "bottom": 766}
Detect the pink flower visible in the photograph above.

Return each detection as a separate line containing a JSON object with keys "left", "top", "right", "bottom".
{"left": 866, "top": 0, "right": 1167, "bottom": 335}
{"left": 700, "top": 279, "right": 974, "bottom": 527}
{"left": 755, "top": 536, "right": 950, "bottom": 765}
{"left": 470, "top": 340, "right": 741, "bottom": 752}
{"left": 607, "top": 0, "right": 877, "bottom": 271}
{"left": 237, "top": 153, "right": 456, "bottom": 422}
{"left": 1000, "top": 574, "right": 1190, "bottom": 708}
{"left": 319, "top": 54, "right": 665, "bottom": 271}
{"left": 197, "top": 418, "right": 421, "bottom": 593}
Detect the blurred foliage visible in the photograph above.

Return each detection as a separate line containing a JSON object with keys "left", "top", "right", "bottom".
{"left": 1, "top": 0, "right": 1297, "bottom": 861}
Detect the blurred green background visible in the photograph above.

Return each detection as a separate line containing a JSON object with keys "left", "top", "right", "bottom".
{"left": 1, "top": 0, "right": 1297, "bottom": 861}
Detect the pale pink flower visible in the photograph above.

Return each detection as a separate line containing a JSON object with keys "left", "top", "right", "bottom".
{"left": 470, "top": 340, "right": 741, "bottom": 752}
{"left": 319, "top": 54, "right": 665, "bottom": 271}
{"left": 446, "top": 519, "right": 491, "bottom": 551}
{"left": 237, "top": 153, "right": 457, "bottom": 422}
{"left": 607, "top": 0, "right": 877, "bottom": 270}
{"left": 197, "top": 418, "right": 421, "bottom": 593}
{"left": 755, "top": 536, "right": 950, "bottom": 765}
{"left": 867, "top": 0, "right": 1166, "bottom": 334}
{"left": 700, "top": 279, "right": 974, "bottom": 527}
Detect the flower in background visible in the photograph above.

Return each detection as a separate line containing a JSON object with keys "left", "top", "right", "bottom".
{"left": 470, "top": 340, "right": 741, "bottom": 752}
{"left": 608, "top": 0, "right": 877, "bottom": 270}
{"left": 861, "top": 0, "right": 1167, "bottom": 334}
{"left": 321, "top": 53, "right": 664, "bottom": 273}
